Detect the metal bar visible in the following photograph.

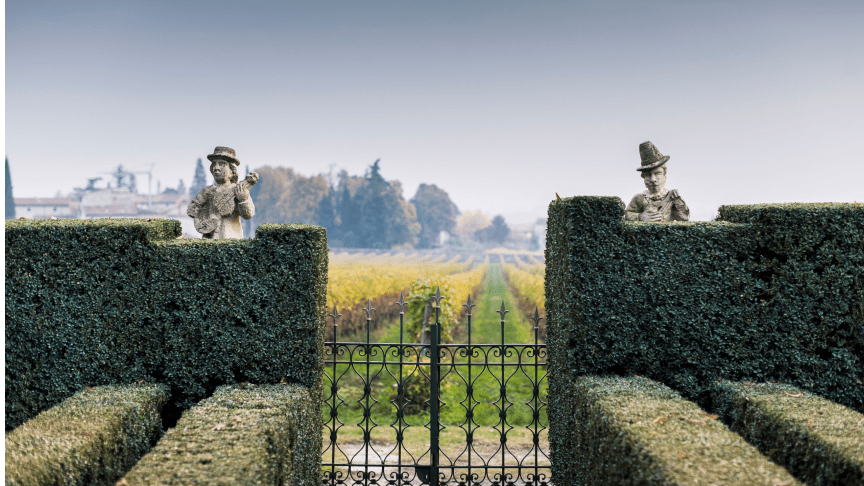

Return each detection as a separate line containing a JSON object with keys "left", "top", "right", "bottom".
{"left": 324, "top": 360, "right": 547, "bottom": 367}
{"left": 395, "top": 293, "right": 407, "bottom": 486}
{"left": 363, "top": 300, "right": 374, "bottom": 483}
{"left": 463, "top": 295, "right": 476, "bottom": 486}
{"left": 533, "top": 309, "right": 541, "bottom": 486}
{"left": 328, "top": 307, "right": 341, "bottom": 486}
{"left": 429, "top": 291, "right": 441, "bottom": 486}
{"left": 495, "top": 302, "right": 509, "bottom": 486}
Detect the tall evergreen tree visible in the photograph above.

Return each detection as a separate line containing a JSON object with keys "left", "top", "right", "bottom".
{"left": 356, "top": 160, "right": 390, "bottom": 248}
{"left": 336, "top": 181, "right": 357, "bottom": 244}
{"left": 189, "top": 158, "right": 208, "bottom": 197}
{"left": 5, "top": 158, "right": 16, "bottom": 219}
{"left": 313, "top": 186, "right": 337, "bottom": 237}
{"left": 128, "top": 174, "right": 138, "bottom": 193}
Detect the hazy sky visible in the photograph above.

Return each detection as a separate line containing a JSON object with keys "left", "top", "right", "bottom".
{"left": 6, "top": 1, "right": 863, "bottom": 222}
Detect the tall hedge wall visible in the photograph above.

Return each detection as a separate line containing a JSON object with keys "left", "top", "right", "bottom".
{"left": 5, "top": 219, "right": 328, "bottom": 430}
{"left": 545, "top": 197, "right": 863, "bottom": 486}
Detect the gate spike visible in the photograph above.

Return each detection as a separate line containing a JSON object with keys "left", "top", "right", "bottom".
{"left": 462, "top": 294, "right": 476, "bottom": 315}
{"left": 528, "top": 307, "right": 544, "bottom": 329}
{"left": 363, "top": 299, "right": 375, "bottom": 318}
{"left": 394, "top": 291, "right": 408, "bottom": 314}
{"left": 328, "top": 305, "right": 342, "bottom": 325}
{"left": 431, "top": 286, "right": 444, "bottom": 308}
{"left": 495, "top": 301, "right": 509, "bottom": 319}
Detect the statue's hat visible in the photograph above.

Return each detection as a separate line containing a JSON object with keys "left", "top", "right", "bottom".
{"left": 637, "top": 141, "right": 669, "bottom": 171}
{"left": 207, "top": 146, "right": 240, "bottom": 166}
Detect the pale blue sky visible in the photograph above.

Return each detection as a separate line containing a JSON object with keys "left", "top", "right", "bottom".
{"left": 6, "top": 1, "right": 863, "bottom": 222}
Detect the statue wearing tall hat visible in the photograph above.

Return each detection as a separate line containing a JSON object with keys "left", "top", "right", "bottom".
{"left": 187, "top": 147, "right": 259, "bottom": 238}
{"left": 624, "top": 141, "right": 690, "bottom": 222}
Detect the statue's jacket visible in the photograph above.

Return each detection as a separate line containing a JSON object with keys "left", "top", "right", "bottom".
{"left": 187, "top": 184, "right": 255, "bottom": 239}
{"left": 623, "top": 189, "right": 690, "bottom": 222}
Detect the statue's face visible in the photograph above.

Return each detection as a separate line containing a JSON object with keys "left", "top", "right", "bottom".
{"left": 642, "top": 166, "right": 666, "bottom": 193}
{"left": 211, "top": 160, "right": 230, "bottom": 184}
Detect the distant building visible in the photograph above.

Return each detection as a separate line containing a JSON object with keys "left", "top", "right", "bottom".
{"left": 80, "top": 189, "right": 138, "bottom": 218}
{"left": 13, "top": 197, "right": 78, "bottom": 219}
{"left": 15, "top": 189, "right": 201, "bottom": 237}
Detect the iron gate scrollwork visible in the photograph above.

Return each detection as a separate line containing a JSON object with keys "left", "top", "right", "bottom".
{"left": 322, "top": 289, "right": 549, "bottom": 486}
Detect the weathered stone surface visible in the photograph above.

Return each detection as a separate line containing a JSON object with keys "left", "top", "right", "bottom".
{"left": 624, "top": 141, "right": 690, "bottom": 222}
{"left": 187, "top": 146, "right": 259, "bottom": 239}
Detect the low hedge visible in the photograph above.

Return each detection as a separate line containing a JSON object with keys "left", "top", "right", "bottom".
{"left": 712, "top": 381, "right": 864, "bottom": 485}
{"left": 565, "top": 376, "right": 800, "bottom": 486}
{"left": 545, "top": 197, "right": 863, "bottom": 485}
{"left": 5, "top": 383, "right": 169, "bottom": 486}
{"left": 120, "top": 384, "right": 319, "bottom": 486}
{"left": 5, "top": 219, "right": 328, "bottom": 429}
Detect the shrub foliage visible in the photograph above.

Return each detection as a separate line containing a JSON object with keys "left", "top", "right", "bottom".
{"left": 545, "top": 197, "right": 863, "bottom": 485}
{"left": 5, "top": 218, "right": 328, "bottom": 430}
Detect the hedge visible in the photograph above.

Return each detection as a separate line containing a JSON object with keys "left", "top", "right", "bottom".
{"left": 712, "top": 381, "right": 864, "bottom": 485}
{"left": 5, "top": 219, "right": 328, "bottom": 429}
{"left": 5, "top": 384, "right": 169, "bottom": 486}
{"left": 565, "top": 376, "right": 801, "bottom": 486}
{"left": 545, "top": 197, "right": 863, "bottom": 485}
{"left": 120, "top": 384, "right": 319, "bottom": 486}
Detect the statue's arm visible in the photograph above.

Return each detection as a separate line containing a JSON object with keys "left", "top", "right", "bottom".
{"left": 623, "top": 194, "right": 645, "bottom": 221}
{"left": 238, "top": 197, "right": 255, "bottom": 220}
{"left": 669, "top": 190, "right": 690, "bottom": 221}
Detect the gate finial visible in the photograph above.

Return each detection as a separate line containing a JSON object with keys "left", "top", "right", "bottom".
{"left": 462, "top": 295, "right": 476, "bottom": 315}
{"left": 394, "top": 292, "right": 407, "bottom": 314}
{"left": 431, "top": 286, "right": 444, "bottom": 308}
{"left": 528, "top": 307, "right": 543, "bottom": 329}
{"left": 363, "top": 299, "right": 375, "bottom": 319}
{"left": 328, "top": 305, "right": 341, "bottom": 325}
{"left": 496, "top": 301, "right": 509, "bottom": 319}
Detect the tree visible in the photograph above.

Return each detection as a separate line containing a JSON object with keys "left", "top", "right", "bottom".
{"left": 106, "top": 165, "right": 137, "bottom": 191}
{"left": 189, "top": 158, "right": 208, "bottom": 197}
{"left": 355, "top": 160, "right": 389, "bottom": 247}
{"left": 5, "top": 158, "right": 15, "bottom": 219}
{"left": 275, "top": 174, "right": 329, "bottom": 224}
{"left": 454, "top": 210, "right": 492, "bottom": 242}
{"left": 410, "top": 184, "right": 459, "bottom": 248}
{"left": 348, "top": 160, "right": 416, "bottom": 249}
{"left": 336, "top": 175, "right": 359, "bottom": 242}
{"left": 313, "top": 186, "right": 337, "bottom": 236}
{"left": 248, "top": 166, "right": 294, "bottom": 225}
{"left": 177, "top": 179, "right": 186, "bottom": 196}
{"left": 475, "top": 215, "right": 510, "bottom": 244}
{"left": 71, "top": 177, "right": 103, "bottom": 201}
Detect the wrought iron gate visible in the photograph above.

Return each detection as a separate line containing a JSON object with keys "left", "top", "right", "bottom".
{"left": 323, "top": 290, "right": 549, "bottom": 486}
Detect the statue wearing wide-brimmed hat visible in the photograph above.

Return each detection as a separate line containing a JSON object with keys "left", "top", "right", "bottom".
{"left": 187, "top": 146, "right": 259, "bottom": 238}
{"left": 623, "top": 141, "right": 689, "bottom": 222}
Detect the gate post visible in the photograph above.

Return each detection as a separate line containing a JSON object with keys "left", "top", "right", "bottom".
{"left": 418, "top": 287, "right": 443, "bottom": 485}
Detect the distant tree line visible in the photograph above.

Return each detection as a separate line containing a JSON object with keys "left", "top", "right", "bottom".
{"left": 248, "top": 159, "right": 481, "bottom": 249}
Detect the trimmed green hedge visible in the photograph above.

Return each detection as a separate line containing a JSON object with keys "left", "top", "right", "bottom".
{"left": 5, "top": 219, "right": 328, "bottom": 429}
{"left": 545, "top": 197, "right": 863, "bottom": 485}
{"left": 5, "top": 383, "right": 169, "bottom": 486}
{"left": 712, "top": 381, "right": 864, "bottom": 485}
{"left": 120, "top": 384, "right": 319, "bottom": 486}
{"left": 565, "top": 376, "right": 801, "bottom": 486}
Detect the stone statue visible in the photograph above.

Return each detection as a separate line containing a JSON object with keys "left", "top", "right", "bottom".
{"left": 624, "top": 141, "right": 690, "bottom": 222}
{"left": 187, "top": 147, "right": 259, "bottom": 238}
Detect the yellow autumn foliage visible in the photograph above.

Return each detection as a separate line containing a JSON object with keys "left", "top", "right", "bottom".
{"left": 503, "top": 263, "right": 545, "bottom": 314}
